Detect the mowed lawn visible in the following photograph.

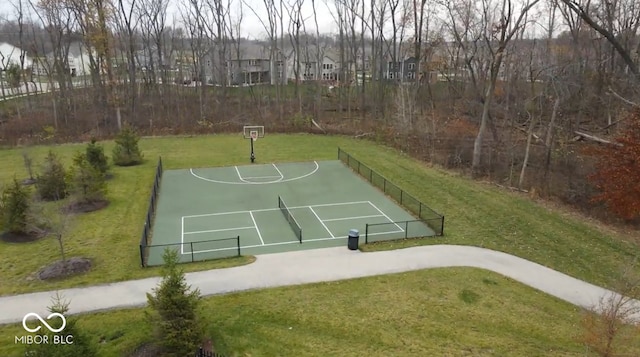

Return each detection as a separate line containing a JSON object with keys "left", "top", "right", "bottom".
{"left": 0, "top": 134, "right": 638, "bottom": 296}
{"left": 3, "top": 268, "right": 638, "bottom": 357}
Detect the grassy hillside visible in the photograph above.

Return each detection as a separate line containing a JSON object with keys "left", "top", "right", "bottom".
{"left": 0, "top": 134, "right": 637, "bottom": 295}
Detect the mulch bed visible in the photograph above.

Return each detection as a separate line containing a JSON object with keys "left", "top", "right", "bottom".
{"left": 37, "top": 257, "right": 92, "bottom": 280}
{"left": 63, "top": 199, "right": 110, "bottom": 214}
{"left": 0, "top": 231, "right": 43, "bottom": 243}
{"left": 128, "top": 342, "right": 163, "bottom": 357}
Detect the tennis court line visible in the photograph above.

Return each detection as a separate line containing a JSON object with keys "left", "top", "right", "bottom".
{"left": 184, "top": 226, "right": 255, "bottom": 235}
{"left": 182, "top": 200, "right": 373, "bottom": 219}
{"left": 249, "top": 211, "right": 265, "bottom": 245}
{"left": 367, "top": 201, "right": 404, "bottom": 232}
{"left": 185, "top": 230, "right": 405, "bottom": 254}
{"left": 309, "top": 206, "right": 336, "bottom": 238}
{"left": 321, "top": 214, "right": 385, "bottom": 222}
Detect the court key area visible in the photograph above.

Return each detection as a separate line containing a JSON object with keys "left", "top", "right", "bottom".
{"left": 146, "top": 160, "right": 434, "bottom": 266}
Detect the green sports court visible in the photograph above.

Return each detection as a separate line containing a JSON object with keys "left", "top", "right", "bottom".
{"left": 141, "top": 132, "right": 443, "bottom": 266}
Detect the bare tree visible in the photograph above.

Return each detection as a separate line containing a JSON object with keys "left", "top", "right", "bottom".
{"left": 581, "top": 262, "right": 640, "bottom": 356}
{"left": 558, "top": 0, "right": 640, "bottom": 83}
{"left": 471, "top": 0, "right": 541, "bottom": 176}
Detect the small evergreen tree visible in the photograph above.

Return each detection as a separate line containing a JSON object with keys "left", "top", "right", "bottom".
{"left": 112, "top": 124, "right": 143, "bottom": 166}
{"left": 0, "top": 178, "right": 30, "bottom": 234}
{"left": 22, "top": 149, "right": 35, "bottom": 183}
{"left": 24, "top": 294, "right": 97, "bottom": 357}
{"left": 147, "top": 248, "right": 202, "bottom": 356}
{"left": 36, "top": 151, "right": 67, "bottom": 201}
{"left": 85, "top": 139, "right": 109, "bottom": 175}
{"left": 70, "top": 152, "right": 107, "bottom": 204}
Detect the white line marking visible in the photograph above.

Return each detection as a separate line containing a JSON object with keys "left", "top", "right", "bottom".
{"left": 234, "top": 166, "right": 249, "bottom": 183}
{"left": 184, "top": 226, "right": 256, "bottom": 235}
{"left": 271, "top": 163, "right": 284, "bottom": 180}
{"left": 241, "top": 175, "right": 282, "bottom": 179}
{"left": 322, "top": 214, "right": 385, "bottom": 222}
{"left": 182, "top": 200, "right": 372, "bottom": 218}
{"left": 183, "top": 230, "right": 405, "bottom": 254}
{"left": 181, "top": 216, "right": 185, "bottom": 254}
{"left": 367, "top": 201, "right": 404, "bottom": 232}
{"left": 190, "top": 161, "right": 319, "bottom": 185}
{"left": 249, "top": 211, "right": 265, "bottom": 245}
{"left": 309, "top": 207, "right": 335, "bottom": 238}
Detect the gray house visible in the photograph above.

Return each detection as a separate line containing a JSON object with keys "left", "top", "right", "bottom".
{"left": 204, "top": 41, "right": 288, "bottom": 86}
{"left": 386, "top": 56, "right": 418, "bottom": 82}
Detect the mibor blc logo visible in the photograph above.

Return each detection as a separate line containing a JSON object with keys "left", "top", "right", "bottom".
{"left": 15, "top": 312, "right": 74, "bottom": 345}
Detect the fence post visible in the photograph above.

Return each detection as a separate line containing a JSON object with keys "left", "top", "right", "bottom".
{"left": 383, "top": 179, "right": 386, "bottom": 193}
{"left": 400, "top": 190, "right": 403, "bottom": 204}
{"left": 440, "top": 216, "right": 445, "bottom": 236}
{"left": 365, "top": 224, "right": 369, "bottom": 244}
{"left": 191, "top": 242, "right": 194, "bottom": 262}
{"left": 419, "top": 203, "right": 422, "bottom": 218}
{"left": 237, "top": 236, "right": 241, "bottom": 257}
{"left": 140, "top": 245, "right": 145, "bottom": 267}
{"left": 357, "top": 160, "right": 360, "bottom": 174}
{"left": 405, "top": 221, "right": 409, "bottom": 239}
{"left": 369, "top": 168, "right": 372, "bottom": 182}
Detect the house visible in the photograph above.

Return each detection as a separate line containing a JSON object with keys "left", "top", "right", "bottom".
{"left": 0, "top": 42, "right": 32, "bottom": 70}
{"left": 287, "top": 47, "right": 346, "bottom": 83}
{"left": 204, "top": 41, "right": 288, "bottom": 86}
{"left": 385, "top": 56, "right": 418, "bottom": 82}
{"left": 35, "top": 42, "right": 93, "bottom": 77}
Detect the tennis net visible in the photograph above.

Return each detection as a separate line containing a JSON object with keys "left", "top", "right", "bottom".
{"left": 278, "top": 196, "right": 302, "bottom": 243}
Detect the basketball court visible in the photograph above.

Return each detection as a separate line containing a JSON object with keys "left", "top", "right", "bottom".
{"left": 144, "top": 126, "right": 436, "bottom": 266}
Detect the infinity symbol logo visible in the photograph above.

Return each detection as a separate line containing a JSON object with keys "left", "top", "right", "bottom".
{"left": 22, "top": 312, "right": 66, "bottom": 333}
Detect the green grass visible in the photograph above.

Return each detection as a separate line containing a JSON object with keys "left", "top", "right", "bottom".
{"left": 0, "top": 134, "right": 638, "bottom": 296}
{"left": 3, "top": 268, "right": 638, "bottom": 357}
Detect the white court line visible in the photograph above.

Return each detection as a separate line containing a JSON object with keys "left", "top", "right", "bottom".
{"left": 271, "top": 163, "right": 284, "bottom": 180}
{"left": 182, "top": 200, "right": 372, "bottom": 219}
{"left": 185, "top": 230, "right": 405, "bottom": 254}
{"left": 322, "top": 214, "right": 385, "bottom": 222}
{"left": 249, "top": 211, "right": 265, "bottom": 245}
{"left": 241, "top": 175, "right": 282, "bottom": 179}
{"left": 181, "top": 216, "right": 185, "bottom": 255}
{"left": 309, "top": 207, "right": 335, "bottom": 238}
{"left": 190, "top": 160, "right": 319, "bottom": 185}
{"left": 234, "top": 166, "right": 250, "bottom": 183}
{"left": 184, "top": 226, "right": 255, "bottom": 235}
{"left": 367, "top": 201, "right": 405, "bottom": 232}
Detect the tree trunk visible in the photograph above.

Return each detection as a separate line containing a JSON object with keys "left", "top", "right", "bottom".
{"left": 519, "top": 113, "right": 535, "bottom": 189}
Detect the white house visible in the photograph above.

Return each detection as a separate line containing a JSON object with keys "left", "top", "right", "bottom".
{"left": 0, "top": 42, "right": 32, "bottom": 70}
{"left": 37, "top": 42, "right": 93, "bottom": 76}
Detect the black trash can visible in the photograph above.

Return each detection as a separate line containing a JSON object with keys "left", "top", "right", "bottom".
{"left": 348, "top": 229, "right": 359, "bottom": 250}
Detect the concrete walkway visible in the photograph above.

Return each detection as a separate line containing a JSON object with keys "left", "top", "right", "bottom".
{"left": 1, "top": 245, "right": 639, "bottom": 325}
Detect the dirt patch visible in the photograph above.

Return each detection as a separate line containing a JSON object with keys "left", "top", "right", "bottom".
{"left": 21, "top": 178, "right": 36, "bottom": 186}
{"left": 1, "top": 230, "right": 43, "bottom": 243}
{"left": 128, "top": 342, "right": 163, "bottom": 357}
{"left": 37, "top": 257, "right": 92, "bottom": 280}
{"left": 63, "top": 199, "right": 110, "bottom": 214}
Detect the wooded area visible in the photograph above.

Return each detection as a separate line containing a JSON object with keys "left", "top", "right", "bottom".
{"left": 0, "top": 0, "right": 639, "bottom": 224}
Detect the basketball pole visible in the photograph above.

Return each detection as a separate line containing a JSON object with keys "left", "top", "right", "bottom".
{"left": 250, "top": 137, "right": 255, "bottom": 163}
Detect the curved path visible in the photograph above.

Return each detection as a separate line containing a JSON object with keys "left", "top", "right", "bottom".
{"left": 1, "top": 245, "right": 638, "bottom": 325}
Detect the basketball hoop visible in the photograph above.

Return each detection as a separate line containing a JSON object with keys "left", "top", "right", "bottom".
{"left": 250, "top": 131, "right": 258, "bottom": 141}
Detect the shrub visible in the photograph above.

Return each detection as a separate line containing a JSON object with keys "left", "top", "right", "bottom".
{"left": 24, "top": 295, "right": 98, "bottom": 357}
{"left": 70, "top": 151, "right": 107, "bottom": 204}
{"left": 147, "top": 248, "right": 203, "bottom": 355}
{"left": 85, "top": 138, "right": 109, "bottom": 175}
{"left": 36, "top": 151, "right": 67, "bottom": 201}
{"left": 112, "top": 124, "right": 143, "bottom": 166}
{"left": 0, "top": 178, "right": 30, "bottom": 234}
